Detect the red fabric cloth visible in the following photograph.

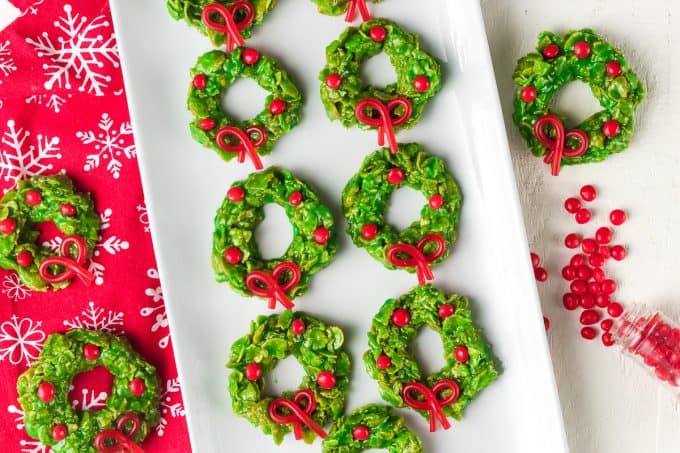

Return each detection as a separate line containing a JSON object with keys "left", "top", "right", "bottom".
{"left": 0, "top": 0, "right": 191, "bottom": 451}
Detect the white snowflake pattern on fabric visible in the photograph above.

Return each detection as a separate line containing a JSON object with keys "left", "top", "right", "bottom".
{"left": 8, "top": 403, "right": 25, "bottom": 430}
{"left": 0, "top": 40, "right": 17, "bottom": 83}
{"left": 25, "top": 4, "right": 120, "bottom": 96}
{"left": 19, "top": 0, "right": 47, "bottom": 17}
{"left": 0, "top": 120, "right": 62, "bottom": 190}
{"left": 156, "top": 377, "right": 186, "bottom": 437}
{"left": 18, "top": 440, "right": 49, "bottom": 453}
{"left": 63, "top": 301, "right": 124, "bottom": 333}
{"left": 25, "top": 93, "right": 69, "bottom": 113}
{"left": 0, "top": 316, "right": 45, "bottom": 367}
{"left": 137, "top": 203, "right": 150, "bottom": 233}
{"left": 76, "top": 113, "right": 136, "bottom": 179}
{"left": 141, "top": 268, "right": 170, "bottom": 349}
{"left": 1, "top": 273, "right": 32, "bottom": 302}
{"left": 71, "top": 388, "right": 108, "bottom": 411}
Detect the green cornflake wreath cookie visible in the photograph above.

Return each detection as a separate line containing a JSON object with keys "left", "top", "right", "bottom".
{"left": 513, "top": 29, "right": 645, "bottom": 175}
{"left": 342, "top": 143, "right": 460, "bottom": 285}
{"left": 227, "top": 310, "right": 351, "bottom": 444}
{"left": 0, "top": 175, "right": 100, "bottom": 292}
{"left": 17, "top": 329, "right": 160, "bottom": 452}
{"left": 213, "top": 167, "right": 336, "bottom": 309}
{"left": 322, "top": 404, "right": 422, "bottom": 453}
{"left": 319, "top": 18, "right": 442, "bottom": 153}
{"left": 189, "top": 48, "right": 303, "bottom": 169}
{"left": 364, "top": 285, "right": 497, "bottom": 432}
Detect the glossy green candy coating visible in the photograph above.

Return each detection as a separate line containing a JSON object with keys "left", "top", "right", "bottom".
{"left": 513, "top": 29, "right": 645, "bottom": 165}
{"left": 227, "top": 311, "right": 351, "bottom": 444}
{"left": 319, "top": 18, "right": 442, "bottom": 131}
{"left": 188, "top": 49, "right": 303, "bottom": 163}
{"left": 17, "top": 329, "right": 160, "bottom": 452}
{"left": 213, "top": 167, "right": 336, "bottom": 299}
{"left": 364, "top": 285, "right": 498, "bottom": 423}
{"left": 0, "top": 175, "right": 100, "bottom": 291}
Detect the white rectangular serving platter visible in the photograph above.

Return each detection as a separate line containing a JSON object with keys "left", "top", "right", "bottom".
{"left": 110, "top": 0, "right": 569, "bottom": 451}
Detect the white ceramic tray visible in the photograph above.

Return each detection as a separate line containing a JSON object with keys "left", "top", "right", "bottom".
{"left": 110, "top": 0, "right": 569, "bottom": 451}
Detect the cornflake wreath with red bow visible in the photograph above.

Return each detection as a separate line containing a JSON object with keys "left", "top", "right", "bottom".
{"left": 319, "top": 18, "right": 441, "bottom": 154}
{"left": 17, "top": 329, "right": 160, "bottom": 452}
{"left": 342, "top": 143, "right": 460, "bottom": 285}
{"left": 364, "top": 285, "right": 497, "bottom": 432}
{"left": 512, "top": 29, "right": 645, "bottom": 175}
{"left": 227, "top": 311, "right": 351, "bottom": 445}
{"left": 188, "top": 48, "right": 303, "bottom": 169}
{"left": 0, "top": 175, "right": 100, "bottom": 291}
{"left": 212, "top": 167, "right": 336, "bottom": 309}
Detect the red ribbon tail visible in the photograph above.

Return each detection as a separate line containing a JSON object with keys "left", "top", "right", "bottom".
{"left": 416, "top": 263, "right": 434, "bottom": 286}
{"left": 344, "top": 0, "right": 356, "bottom": 22}
{"left": 437, "top": 411, "right": 451, "bottom": 431}
{"left": 276, "top": 292, "right": 295, "bottom": 310}
{"left": 304, "top": 418, "right": 328, "bottom": 439}
{"left": 377, "top": 125, "right": 385, "bottom": 147}
{"left": 358, "top": 0, "right": 371, "bottom": 21}
{"left": 129, "top": 442, "right": 145, "bottom": 453}
{"left": 293, "top": 422, "right": 303, "bottom": 440}
{"left": 267, "top": 297, "right": 277, "bottom": 310}
{"left": 74, "top": 266, "right": 95, "bottom": 286}
{"left": 250, "top": 151, "right": 264, "bottom": 170}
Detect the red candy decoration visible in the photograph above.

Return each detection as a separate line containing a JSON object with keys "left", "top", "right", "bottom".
{"left": 193, "top": 73, "right": 207, "bottom": 90}
{"left": 38, "top": 235, "right": 95, "bottom": 286}
{"left": 201, "top": 1, "right": 255, "bottom": 51}
{"left": 610, "top": 209, "right": 626, "bottom": 225}
{"left": 571, "top": 279, "right": 587, "bottom": 295}
{"left": 317, "top": 371, "right": 336, "bottom": 390}
{"left": 580, "top": 185, "right": 597, "bottom": 202}
{"left": 595, "top": 227, "right": 612, "bottom": 244}
{"left": 313, "top": 227, "right": 330, "bottom": 245}
{"left": 94, "top": 413, "right": 144, "bottom": 453}
{"left": 325, "top": 73, "right": 342, "bottom": 89}
{"left": 224, "top": 247, "right": 242, "bottom": 264}
{"left": 352, "top": 425, "right": 370, "bottom": 441}
{"left": 268, "top": 390, "right": 327, "bottom": 440}
{"left": 245, "top": 363, "right": 262, "bottom": 381}
{"left": 573, "top": 41, "right": 591, "bottom": 58}
{"left": 289, "top": 191, "right": 303, "bottom": 206}
{"left": 361, "top": 224, "right": 378, "bottom": 240}
{"left": 534, "top": 115, "right": 589, "bottom": 176}
{"left": 438, "top": 304, "right": 455, "bottom": 318}
{"left": 606, "top": 61, "right": 622, "bottom": 77}
{"left": 387, "top": 168, "right": 404, "bottom": 184}
{"left": 52, "top": 424, "right": 67, "bottom": 441}
{"left": 570, "top": 254, "right": 585, "bottom": 267}
{"left": 542, "top": 44, "right": 560, "bottom": 59}
{"left": 576, "top": 265, "right": 592, "bottom": 280}
{"left": 376, "top": 354, "right": 392, "bottom": 369}
{"left": 199, "top": 118, "right": 216, "bottom": 131}
{"left": 392, "top": 308, "right": 411, "bottom": 327}
{"left": 530, "top": 252, "right": 540, "bottom": 268}
{"left": 592, "top": 267, "right": 605, "bottom": 282}
{"left": 610, "top": 245, "right": 626, "bottom": 261}
{"left": 581, "top": 294, "right": 595, "bottom": 309}
{"left": 595, "top": 294, "right": 609, "bottom": 308}
{"left": 564, "top": 197, "right": 581, "bottom": 213}
{"left": 60, "top": 204, "right": 76, "bottom": 216}
{"left": 25, "top": 190, "right": 42, "bottom": 206}
{"left": 429, "top": 194, "right": 444, "bottom": 209}
{"left": 413, "top": 75, "right": 430, "bottom": 92}
{"left": 355, "top": 97, "right": 412, "bottom": 154}
{"left": 0, "top": 218, "right": 16, "bottom": 235}
{"left": 563, "top": 293, "right": 579, "bottom": 310}
{"left": 601, "top": 279, "right": 617, "bottom": 295}
{"left": 581, "top": 326, "right": 597, "bottom": 340}
{"left": 16, "top": 251, "right": 33, "bottom": 267}
{"left": 129, "top": 378, "right": 145, "bottom": 396}
{"left": 241, "top": 48, "right": 260, "bottom": 65}
{"left": 534, "top": 267, "right": 548, "bottom": 282}
{"left": 227, "top": 186, "right": 245, "bottom": 202}
{"left": 37, "top": 382, "right": 55, "bottom": 402}
{"left": 607, "top": 302, "right": 623, "bottom": 318}
{"left": 575, "top": 208, "right": 591, "bottom": 224}
{"left": 601, "top": 319, "right": 613, "bottom": 331}
{"left": 602, "top": 120, "right": 621, "bottom": 138}
{"left": 520, "top": 86, "right": 537, "bottom": 103}
{"left": 602, "top": 332, "right": 615, "bottom": 347}
{"left": 454, "top": 345, "right": 469, "bottom": 363}
{"left": 291, "top": 319, "right": 306, "bottom": 335}
{"left": 562, "top": 266, "right": 576, "bottom": 281}
{"left": 369, "top": 26, "right": 387, "bottom": 42}
{"left": 245, "top": 262, "right": 301, "bottom": 310}
{"left": 386, "top": 233, "right": 446, "bottom": 285}
{"left": 215, "top": 125, "right": 264, "bottom": 170}
{"left": 402, "top": 380, "right": 460, "bottom": 432}
{"left": 580, "top": 309, "right": 601, "bottom": 325}
{"left": 565, "top": 233, "right": 581, "bottom": 249}
{"left": 269, "top": 99, "right": 286, "bottom": 115}
{"left": 588, "top": 253, "right": 605, "bottom": 268}
{"left": 345, "top": 0, "right": 371, "bottom": 22}
{"left": 582, "top": 238, "right": 597, "bottom": 254}
{"left": 84, "top": 343, "right": 101, "bottom": 360}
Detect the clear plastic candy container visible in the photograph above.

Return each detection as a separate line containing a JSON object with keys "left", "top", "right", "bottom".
{"left": 612, "top": 304, "right": 680, "bottom": 388}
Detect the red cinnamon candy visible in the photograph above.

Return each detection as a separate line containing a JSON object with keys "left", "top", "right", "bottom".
{"left": 94, "top": 412, "right": 144, "bottom": 453}
{"left": 201, "top": 2, "right": 255, "bottom": 52}
{"left": 402, "top": 379, "right": 460, "bottom": 432}
{"left": 355, "top": 97, "right": 412, "bottom": 154}
{"left": 215, "top": 125, "right": 266, "bottom": 170}
{"left": 534, "top": 114, "right": 589, "bottom": 176}
{"left": 268, "top": 389, "right": 327, "bottom": 440}
{"left": 345, "top": 0, "right": 371, "bottom": 22}
{"left": 386, "top": 233, "right": 446, "bottom": 285}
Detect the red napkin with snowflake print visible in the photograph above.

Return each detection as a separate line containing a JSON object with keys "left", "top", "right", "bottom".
{"left": 0, "top": 1, "right": 191, "bottom": 451}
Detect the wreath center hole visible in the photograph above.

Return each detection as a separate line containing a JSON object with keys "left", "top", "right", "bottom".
{"left": 360, "top": 52, "right": 397, "bottom": 89}
{"left": 263, "top": 355, "right": 306, "bottom": 397}
{"left": 220, "top": 77, "right": 269, "bottom": 122}
{"left": 385, "top": 186, "right": 427, "bottom": 231}
{"left": 550, "top": 80, "right": 601, "bottom": 129}
{"left": 68, "top": 365, "right": 113, "bottom": 413}
{"left": 255, "top": 203, "right": 293, "bottom": 260}
{"left": 412, "top": 327, "right": 447, "bottom": 377}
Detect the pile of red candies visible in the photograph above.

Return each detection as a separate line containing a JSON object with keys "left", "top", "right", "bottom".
{"left": 560, "top": 184, "right": 628, "bottom": 346}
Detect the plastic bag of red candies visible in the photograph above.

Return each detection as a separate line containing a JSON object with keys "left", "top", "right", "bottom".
{"left": 612, "top": 305, "right": 680, "bottom": 388}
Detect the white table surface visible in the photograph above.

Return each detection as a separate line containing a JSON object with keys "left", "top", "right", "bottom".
{"left": 2, "top": 1, "right": 678, "bottom": 452}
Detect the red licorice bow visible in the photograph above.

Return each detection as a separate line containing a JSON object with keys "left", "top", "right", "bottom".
{"left": 386, "top": 233, "right": 446, "bottom": 285}
{"left": 94, "top": 412, "right": 144, "bottom": 453}
{"left": 38, "top": 235, "right": 95, "bottom": 286}
{"left": 355, "top": 97, "right": 412, "bottom": 154}
{"left": 533, "top": 114, "right": 589, "bottom": 176}
{"left": 345, "top": 0, "right": 371, "bottom": 22}
{"left": 402, "top": 380, "right": 460, "bottom": 432}
{"left": 268, "top": 389, "right": 327, "bottom": 440}
{"left": 215, "top": 125, "right": 266, "bottom": 170}
{"left": 201, "top": 2, "right": 255, "bottom": 52}
{"left": 245, "top": 262, "right": 301, "bottom": 309}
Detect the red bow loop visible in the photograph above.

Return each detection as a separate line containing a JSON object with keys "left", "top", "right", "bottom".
{"left": 268, "top": 389, "right": 327, "bottom": 440}
{"left": 94, "top": 413, "right": 144, "bottom": 453}
{"left": 245, "top": 262, "right": 301, "bottom": 309}
{"left": 345, "top": 0, "right": 371, "bottom": 22}
{"left": 38, "top": 235, "right": 95, "bottom": 286}
{"left": 215, "top": 125, "right": 264, "bottom": 169}
{"left": 201, "top": 2, "right": 255, "bottom": 51}
{"left": 402, "top": 380, "right": 460, "bottom": 432}
{"left": 386, "top": 233, "right": 446, "bottom": 285}
{"left": 533, "top": 114, "right": 589, "bottom": 176}
{"left": 355, "top": 97, "right": 412, "bottom": 154}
